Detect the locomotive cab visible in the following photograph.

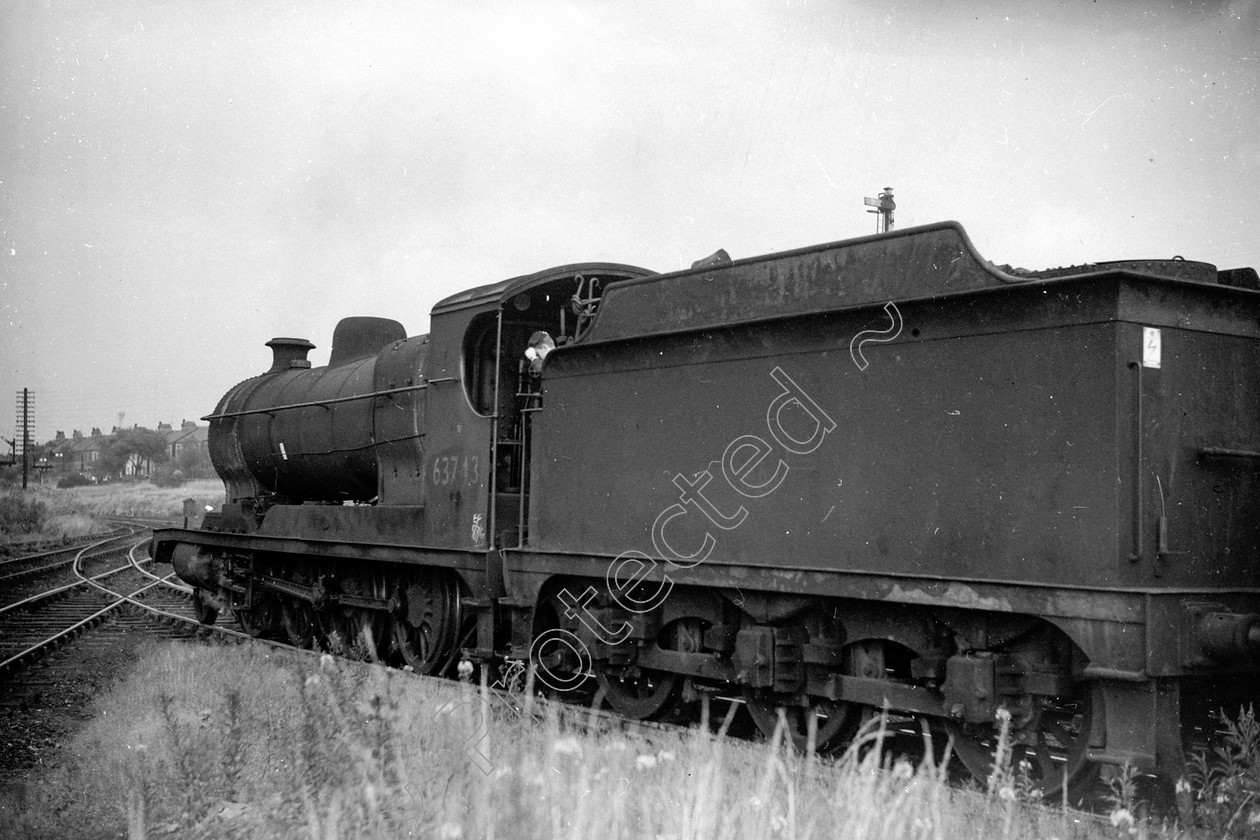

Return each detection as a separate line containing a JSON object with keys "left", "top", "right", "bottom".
{"left": 437, "top": 264, "right": 655, "bottom": 550}
{"left": 153, "top": 258, "right": 650, "bottom": 669}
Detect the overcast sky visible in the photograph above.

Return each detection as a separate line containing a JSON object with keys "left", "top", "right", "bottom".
{"left": 2, "top": 0, "right": 1258, "bottom": 444}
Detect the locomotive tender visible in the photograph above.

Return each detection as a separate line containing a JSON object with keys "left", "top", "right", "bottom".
{"left": 152, "top": 221, "right": 1260, "bottom": 792}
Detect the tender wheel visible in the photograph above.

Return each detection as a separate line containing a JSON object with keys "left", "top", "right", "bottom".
{"left": 742, "top": 639, "right": 883, "bottom": 753}
{"left": 742, "top": 690, "right": 858, "bottom": 753}
{"left": 392, "top": 570, "right": 460, "bottom": 674}
{"left": 281, "top": 599, "right": 318, "bottom": 648}
{"left": 192, "top": 588, "right": 219, "bottom": 626}
{"left": 594, "top": 617, "right": 705, "bottom": 720}
{"left": 596, "top": 664, "right": 681, "bottom": 720}
{"left": 946, "top": 682, "right": 1099, "bottom": 801}
{"left": 528, "top": 594, "right": 594, "bottom": 697}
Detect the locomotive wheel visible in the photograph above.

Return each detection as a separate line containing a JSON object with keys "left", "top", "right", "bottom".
{"left": 234, "top": 595, "right": 280, "bottom": 638}
{"left": 319, "top": 607, "right": 389, "bottom": 661}
{"left": 742, "top": 691, "right": 859, "bottom": 753}
{"left": 350, "top": 609, "right": 390, "bottom": 662}
{"left": 595, "top": 617, "right": 704, "bottom": 720}
{"left": 392, "top": 571, "right": 459, "bottom": 675}
{"left": 945, "top": 682, "right": 1099, "bottom": 801}
{"left": 281, "top": 599, "right": 318, "bottom": 649}
{"left": 314, "top": 606, "right": 344, "bottom": 652}
{"left": 528, "top": 597, "right": 591, "bottom": 697}
{"left": 596, "top": 664, "right": 681, "bottom": 720}
{"left": 192, "top": 588, "right": 218, "bottom": 626}
{"left": 742, "top": 639, "right": 884, "bottom": 753}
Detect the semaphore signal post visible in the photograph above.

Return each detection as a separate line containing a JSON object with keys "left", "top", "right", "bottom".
{"left": 864, "top": 187, "right": 896, "bottom": 233}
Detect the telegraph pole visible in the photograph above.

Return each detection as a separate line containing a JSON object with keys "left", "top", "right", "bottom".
{"left": 15, "top": 389, "right": 34, "bottom": 489}
{"left": 863, "top": 187, "right": 896, "bottom": 233}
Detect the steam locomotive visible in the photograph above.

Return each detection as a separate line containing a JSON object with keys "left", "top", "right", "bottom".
{"left": 151, "top": 221, "right": 1260, "bottom": 794}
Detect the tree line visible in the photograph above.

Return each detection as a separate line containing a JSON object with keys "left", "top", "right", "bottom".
{"left": 1, "top": 427, "right": 215, "bottom": 488}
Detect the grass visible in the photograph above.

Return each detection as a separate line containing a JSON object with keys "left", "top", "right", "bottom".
{"left": 1181, "top": 708, "right": 1260, "bottom": 837}
{"left": 43, "top": 478, "right": 225, "bottom": 520}
{"left": 0, "top": 479, "right": 224, "bottom": 549}
{"left": 2, "top": 474, "right": 1256, "bottom": 836}
{"left": 0, "top": 640, "right": 1159, "bottom": 840}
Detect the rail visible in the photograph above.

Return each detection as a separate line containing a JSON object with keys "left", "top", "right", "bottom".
{"left": 0, "top": 527, "right": 142, "bottom": 585}
{"left": 1199, "top": 446, "right": 1260, "bottom": 461}
{"left": 0, "top": 532, "right": 156, "bottom": 673}
{"left": 0, "top": 527, "right": 128, "bottom": 559}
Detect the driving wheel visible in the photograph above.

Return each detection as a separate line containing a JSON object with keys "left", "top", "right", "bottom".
{"left": 392, "top": 570, "right": 460, "bottom": 674}
{"left": 281, "top": 598, "right": 317, "bottom": 648}
{"left": 234, "top": 594, "right": 280, "bottom": 638}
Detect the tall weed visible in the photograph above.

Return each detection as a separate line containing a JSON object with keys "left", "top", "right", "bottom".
{"left": 10, "top": 641, "right": 1139, "bottom": 840}
{"left": 0, "top": 490, "right": 47, "bottom": 536}
{"left": 1184, "top": 705, "right": 1260, "bottom": 838}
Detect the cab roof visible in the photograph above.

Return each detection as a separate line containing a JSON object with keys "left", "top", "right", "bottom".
{"left": 431, "top": 262, "right": 655, "bottom": 316}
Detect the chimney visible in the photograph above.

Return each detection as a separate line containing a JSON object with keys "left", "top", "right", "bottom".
{"left": 182, "top": 419, "right": 196, "bottom": 430}
{"left": 73, "top": 430, "right": 83, "bottom": 439}
{"left": 265, "top": 337, "right": 316, "bottom": 373}
{"left": 91, "top": 427, "right": 102, "bottom": 437}
{"left": 55, "top": 431, "right": 65, "bottom": 441}
{"left": 158, "top": 422, "right": 172, "bottom": 432}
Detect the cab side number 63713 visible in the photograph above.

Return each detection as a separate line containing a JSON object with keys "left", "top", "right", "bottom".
{"left": 430, "top": 454, "right": 480, "bottom": 487}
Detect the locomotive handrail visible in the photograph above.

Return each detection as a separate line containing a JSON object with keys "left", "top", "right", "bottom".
{"left": 1127, "top": 361, "right": 1144, "bottom": 564}
{"left": 237, "top": 431, "right": 426, "bottom": 457}
{"left": 201, "top": 382, "right": 429, "bottom": 421}
{"left": 1199, "top": 447, "right": 1260, "bottom": 461}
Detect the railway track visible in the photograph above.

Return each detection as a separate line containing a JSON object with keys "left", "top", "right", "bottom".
{"left": 0, "top": 529, "right": 116, "bottom": 558}
{"left": 0, "top": 527, "right": 137, "bottom": 589}
{"left": 0, "top": 520, "right": 941, "bottom": 748}
{"left": 0, "top": 532, "right": 198, "bottom": 677}
{"left": 0, "top": 538, "right": 1063, "bottom": 830}
{"left": 0, "top": 528, "right": 937, "bottom": 790}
